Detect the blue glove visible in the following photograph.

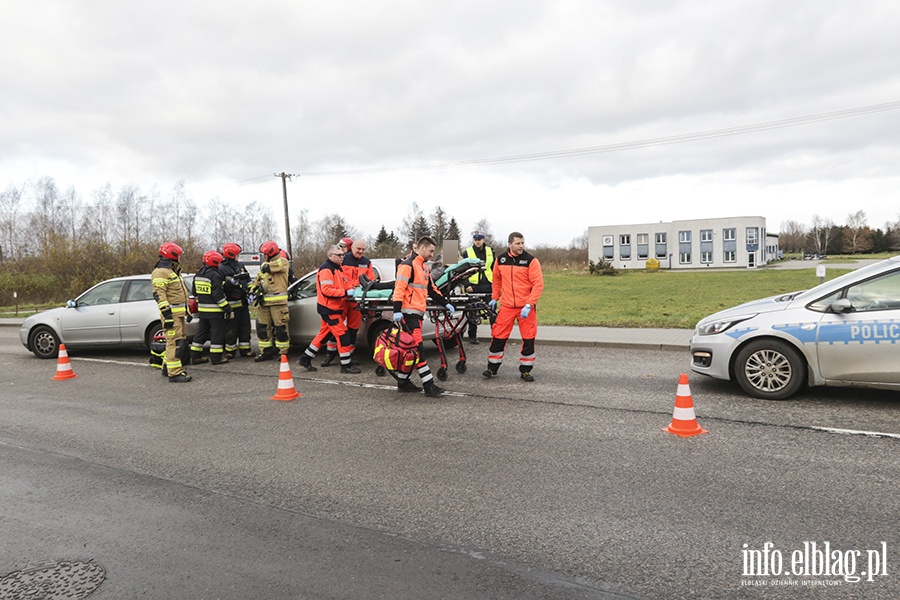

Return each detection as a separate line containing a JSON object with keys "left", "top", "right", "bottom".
{"left": 520, "top": 304, "right": 532, "bottom": 319}
{"left": 445, "top": 303, "right": 455, "bottom": 317}
{"left": 393, "top": 312, "right": 403, "bottom": 323}
{"left": 347, "top": 289, "right": 356, "bottom": 297}
{"left": 488, "top": 299, "right": 497, "bottom": 311}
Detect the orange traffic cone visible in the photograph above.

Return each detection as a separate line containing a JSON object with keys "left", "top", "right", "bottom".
{"left": 663, "top": 374, "right": 707, "bottom": 437}
{"left": 270, "top": 355, "right": 301, "bottom": 401}
{"left": 53, "top": 343, "right": 78, "bottom": 380}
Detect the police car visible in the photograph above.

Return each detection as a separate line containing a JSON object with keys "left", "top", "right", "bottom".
{"left": 690, "top": 255, "right": 900, "bottom": 399}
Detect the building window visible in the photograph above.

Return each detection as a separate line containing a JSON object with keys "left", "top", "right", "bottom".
{"left": 679, "top": 230, "right": 691, "bottom": 243}
{"left": 636, "top": 233, "right": 648, "bottom": 245}
{"left": 723, "top": 228, "right": 736, "bottom": 241}
{"left": 655, "top": 232, "right": 666, "bottom": 244}
{"left": 724, "top": 250, "right": 736, "bottom": 263}
{"left": 679, "top": 252, "right": 692, "bottom": 264}
{"left": 603, "top": 246, "right": 614, "bottom": 259}
{"left": 746, "top": 227, "right": 758, "bottom": 245}
{"left": 701, "top": 251, "right": 713, "bottom": 264}
{"left": 700, "top": 229, "right": 713, "bottom": 242}
{"left": 620, "top": 234, "right": 631, "bottom": 245}
{"left": 638, "top": 248, "right": 649, "bottom": 259}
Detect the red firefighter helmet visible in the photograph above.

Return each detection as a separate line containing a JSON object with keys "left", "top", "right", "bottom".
{"left": 221, "top": 243, "right": 242, "bottom": 260}
{"left": 202, "top": 250, "right": 224, "bottom": 267}
{"left": 159, "top": 242, "right": 183, "bottom": 260}
{"left": 259, "top": 240, "right": 280, "bottom": 259}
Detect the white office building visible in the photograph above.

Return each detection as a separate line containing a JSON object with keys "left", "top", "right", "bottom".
{"left": 588, "top": 216, "right": 777, "bottom": 270}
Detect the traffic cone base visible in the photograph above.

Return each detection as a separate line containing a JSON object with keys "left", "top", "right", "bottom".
{"left": 53, "top": 344, "right": 78, "bottom": 380}
{"left": 271, "top": 355, "right": 301, "bottom": 401}
{"left": 663, "top": 374, "right": 707, "bottom": 437}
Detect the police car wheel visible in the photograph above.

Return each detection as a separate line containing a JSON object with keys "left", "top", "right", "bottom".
{"left": 734, "top": 339, "right": 806, "bottom": 400}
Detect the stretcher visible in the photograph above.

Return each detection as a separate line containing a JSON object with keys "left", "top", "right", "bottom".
{"left": 353, "top": 258, "right": 496, "bottom": 380}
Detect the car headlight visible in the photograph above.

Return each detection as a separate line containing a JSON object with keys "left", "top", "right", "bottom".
{"left": 697, "top": 315, "right": 755, "bottom": 336}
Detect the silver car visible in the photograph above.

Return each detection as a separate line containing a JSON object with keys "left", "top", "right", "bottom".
{"left": 690, "top": 255, "right": 900, "bottom": 399}
{"left": 287, "top": 257, "right": 457, "bottom": 348}
{"left": 20, "top": 274, "right": 198, "bottom": 359}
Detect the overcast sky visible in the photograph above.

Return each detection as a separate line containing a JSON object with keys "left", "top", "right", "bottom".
{"left": 3, "top": 1, "right": 899, "bottom": 247}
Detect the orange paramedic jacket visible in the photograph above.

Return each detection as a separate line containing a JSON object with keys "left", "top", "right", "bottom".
{"left": 492, "top": 250, "right": 544, "bottom": 309}
{"left": 392, "top": 252, "right": 447, "bottom": 316}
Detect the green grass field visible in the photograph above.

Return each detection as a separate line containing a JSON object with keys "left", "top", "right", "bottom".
{"left": 0, "top": 267, "right": 857, "bottom": 329}
{"left": 538, "top": 268, "right": 853, "bottom": 329}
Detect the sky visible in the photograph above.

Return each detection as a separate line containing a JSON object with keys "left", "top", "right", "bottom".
{"left": 2, "top": 0, "right": 900, "bottom": 247}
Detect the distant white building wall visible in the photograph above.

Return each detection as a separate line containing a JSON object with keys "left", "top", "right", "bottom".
{"left": 588, "top": 216, "right": 772, "bottom": 270}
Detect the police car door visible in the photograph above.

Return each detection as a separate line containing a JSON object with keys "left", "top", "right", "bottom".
{"left": 814, "top": 267, "right": 900, "bottom": 383}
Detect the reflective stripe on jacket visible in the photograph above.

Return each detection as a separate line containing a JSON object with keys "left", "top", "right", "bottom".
{"left": 316, "top": 260, "right": 349, "bottom": 315}
{"left": 392, "top": 252, "right": 446, "bottom": 316}
{"left": 256, "top": 256, "right": 290, "bottom": 306}
{"left": 193, "top": 265, "right": 229, "bottom": 314}
{"left": 151, "top": 259, "right": 189, "bottom": 315}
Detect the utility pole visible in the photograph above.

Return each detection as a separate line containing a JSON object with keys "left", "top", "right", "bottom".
{"left": 276, "top": 172, "right": 293, "bottom": 256}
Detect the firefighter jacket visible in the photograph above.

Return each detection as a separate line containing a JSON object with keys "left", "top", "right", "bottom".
{"left": 464, "top": 245, "right": 494, "bottom": 285}
{"left": 492, "top": 250, "right": 544, "bottom": 309}
{"left": 193, "top": 265, "right": 230, "bottom": 317}
{"left": 219, "top": 258, "right": 251, "bottom": 308}
{"left": 255, "top": 256, "right": 290, "bottom": 306}
{"left": 316, "top": 259, "right": 350, "bottom": 317}
{"left": 341, "top": 251, "right": 375, "bottom": 289}
{"left": 393, "top": 252, "right": 447, "bottom": 316}
{"left": 151, "top": 259, "right": 189, "bottom": 317}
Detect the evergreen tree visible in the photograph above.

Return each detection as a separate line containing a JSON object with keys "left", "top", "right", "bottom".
{"left": 447, "top": 217, "right": 461, "bottom": 242}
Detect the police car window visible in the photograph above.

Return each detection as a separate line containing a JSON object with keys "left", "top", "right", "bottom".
{"left": 807, "top": 290, "right": 841, "bottom": 313}
{"left": 78, "top": 280, "right": 126, "bottom": 306}
{"left": 845, "top": 269, "right": 900, "bottom": 312}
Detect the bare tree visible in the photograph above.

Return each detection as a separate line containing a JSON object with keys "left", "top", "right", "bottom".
{"left": 471, "top": 218, "right": 496, "bottom": 247}
{"left": 778, "top": 220, "right": 807, "bottom": 253}
{"left": 842, "top": 210, "right": 873, "bottom": 254}
{"left": 807, "top": 215, "right": 834, "bottom": 255}
{"left": 0, "top": 184, "right": 23, "bottom": 261}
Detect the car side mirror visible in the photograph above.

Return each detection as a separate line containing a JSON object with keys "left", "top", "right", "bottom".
{"left": 66, "top": 300, "right": 76, "bottom": 308}
{"left": 830, "top": 298, "right": 852, "bottom": 314}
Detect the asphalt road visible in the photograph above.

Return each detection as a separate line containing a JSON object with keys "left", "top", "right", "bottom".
{"left": 1, "top": 329, "right": 898, "bottom": 599}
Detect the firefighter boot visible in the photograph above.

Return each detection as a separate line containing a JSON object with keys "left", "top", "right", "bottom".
{"left": 423, "top": 381, "right": 445, "bottom": 397}
{"left": 254, "top": 348, "right": 274, "bottom": 362}
{"left": 168, "top": 372, "right": 193, "bottom": 383}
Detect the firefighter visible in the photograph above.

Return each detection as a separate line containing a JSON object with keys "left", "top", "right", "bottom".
{"left": 392, "top": 235, "right": 455, "bottom": 397}
{"left": 461, "top": 231, "right": 495, "bottom": 344}
{"left": 190, "top": 250, "right": 233, "bottom": 365}
{"left": 151, "top": 242, "right": 192, "bottom": 383}
{"left": 483, "top": 231, "right": 544, "bottom": 382}
{"left": 297, "top": 245, "right": 361, "bottom": 374}
{"left": 219, "top": 243, "right": 255, "bottom": 358}
{"left": 252, "top": 240, "right": 291, "bottom": 361}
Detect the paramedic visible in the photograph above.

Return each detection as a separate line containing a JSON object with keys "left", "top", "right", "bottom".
{"left": 483, "top": 231, "right": 544, "bottom": 382}
{"left": 297, "top": 246, "right": 361, "bottom": 374}
{"left": 392, "top": 236, "right": 455, "bottom": 397}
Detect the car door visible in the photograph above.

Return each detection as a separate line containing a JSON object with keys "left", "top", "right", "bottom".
{"left": 287, "top": 270, "right": 323, "bottom": 343}
{"left": 119, "top": 279, "right": 157, "bottom": 344}
{"left": 815, "top": 267, "right": 900, "bottom": 383}
{"left": 59, "top": 280, "right": 126, "bottom": 345}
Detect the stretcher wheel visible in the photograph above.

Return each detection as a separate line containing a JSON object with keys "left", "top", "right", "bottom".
{"left": 455, "top": 361, "right": 466, "bottom": 374}
{"left": 437, "top": 368, "right": 448, "bottom": 381}
{"left": 375, "top": 365, "right": 386, "bottom": 377}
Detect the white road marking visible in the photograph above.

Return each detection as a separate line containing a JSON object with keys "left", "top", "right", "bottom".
{"left": 811, "top": 426, "right": 900, "bottom": 440}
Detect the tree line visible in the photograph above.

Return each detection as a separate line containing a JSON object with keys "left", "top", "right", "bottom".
{"left": 0, "top": 178, "right": 585, "bottom": 305}
{"left": 778, "top": 211, "right": 900, "bottom": 255}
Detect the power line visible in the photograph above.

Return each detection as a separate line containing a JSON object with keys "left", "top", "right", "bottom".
{"left": 286, "top": 100, "right": 900, "bottom": 177}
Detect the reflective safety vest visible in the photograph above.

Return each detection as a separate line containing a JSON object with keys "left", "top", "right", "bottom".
{"left": 465, "top": 245, "right": 494, "bottom": 284}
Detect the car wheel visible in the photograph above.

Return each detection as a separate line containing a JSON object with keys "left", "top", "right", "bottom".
{"left": 145, "top": 323, "right": 165, "bottom": 350}
{"left": 733, "top": 339, "right": 806, "bottom": 400}
{"left": 366, "top": 319, "right": 392, "bottom": 349}
{"left": 29, "top": 325, "right": 60, "bottom": 359}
